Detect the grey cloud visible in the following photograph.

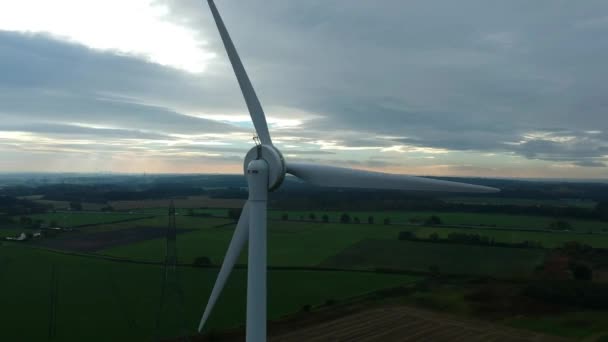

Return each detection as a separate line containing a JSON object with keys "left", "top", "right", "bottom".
{"left": 0, "top": 123, "right": 171, "bottom": 140}
{"left": 163, "top": 0, "right": 608, "bottom": 167}
{"left": 574, "top": 160, "right": 606, "bottom": 167}
{"left": 3, "top": 0, "right": 608, "bottom": 175}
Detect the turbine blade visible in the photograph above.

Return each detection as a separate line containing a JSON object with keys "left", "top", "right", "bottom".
{"left": 198, "top": 202, "right": 250, "bottom": 332}
{"left": 207, "top": 0, "right": 273, "bottom": 145}
{"left": 286, "top": 162, "right": 499, "bottom": 193}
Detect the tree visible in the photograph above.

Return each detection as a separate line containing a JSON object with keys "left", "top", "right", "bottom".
{"left": 187, "top": 208, "right": 194, "bottom": 216}
{"left": 425, "top": 215, "right": 442, "bottom": 225}
{"left": 69, "top": 201, "right": 82, "bottom": 211}
{"left": 368, "top": 216, "right": 374, "bottom": 224}
{"left": 228, "top": 208, "right": 243, "bottom": 220}
{"left": 429, "top": 265, "right": 440, "bottom": 277}
{"left": 354, "top": 217, "right": 360, "bottom": 224}
{"left": 193, "top": 256, "right": 212, "bottom": 267}
{"left": 19, "top": 216, "right": 32, "bottom": 225}
{"left": 548, "top": 220, "right": 571, "bottom": 231}
{"left": 571, "top": 263, "right": 592, "bottom": 281}
{"left": 281, "top": 213, "right": 289, "bottom": 221}
{"left": 429, "top": 233, "right": 440, "bottom": 241}
{"left": 340, "top": 213, "right": 351, "bottom": 224}
{"left": 309, "top": 213, "right": 316, "bottom": 221}
{"left": 594, "top": 201, "right": 608, "bottom": 220}
{"left": 49, "top": 220, "right": 58, "bottom": 227}
{"left": 398, "top": 231, "right": 415, "bottom": 240}
{"left": 322, "top": 214, "right": 329, "bottom": 223}
{"left": 383, "top": 217, "right": 391, "bottom": 225}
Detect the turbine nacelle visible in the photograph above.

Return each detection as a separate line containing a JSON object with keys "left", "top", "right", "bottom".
{"left": 243, "top": 144, "right": 286, "bottom": 191}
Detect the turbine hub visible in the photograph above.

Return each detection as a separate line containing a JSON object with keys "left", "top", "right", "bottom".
{"left": 244, "top": 144, "right": 286, "bottom": 191}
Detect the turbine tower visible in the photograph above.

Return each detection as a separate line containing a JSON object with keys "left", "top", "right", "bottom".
{"left": 199, "top": 1, "right": 499, "bottom": 341}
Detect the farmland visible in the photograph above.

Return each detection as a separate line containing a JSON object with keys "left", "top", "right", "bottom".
{"left": 0, "top": 244, "right": 418, "bottom": 341}
{"left": 2, "top": 174, "right": 608, "bottom": 341}
{"left": 321, "top": 238, "right": 546, "bottom": 277}
{"left": 28, "top": 211, "right": 153, "bottom": 228}
{"left": 270, "top": 306, "right": 566, "bottom": 341}
{"left": 267, "top": 210, "right": 607, "bottom": 233}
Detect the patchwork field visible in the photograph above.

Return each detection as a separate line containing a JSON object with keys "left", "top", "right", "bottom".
{"left": 6, "top": 206, "right": 608, "bottom": 341}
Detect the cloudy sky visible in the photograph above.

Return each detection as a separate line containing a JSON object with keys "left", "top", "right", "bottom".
{"left": 0, "top": 0, "right": 607, "bottom": 178}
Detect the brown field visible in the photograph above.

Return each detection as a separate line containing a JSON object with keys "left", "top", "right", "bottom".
{"left": 36, "top": 227, "right": 193, "bottom": 252}
{"left": 33, "top": 199, "right": 106, "bottom": 211}
{"left": 110, "top": 196, "right": 245, "bottom": 210}
{"left": 269, "top": 306, "right": 569, "bottom": 342}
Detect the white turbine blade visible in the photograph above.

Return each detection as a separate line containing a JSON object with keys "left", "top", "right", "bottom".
{"left": 286, "top": 162, "right": 499, "bottom": 193}
{"left": 198, "top": 202, "right": 250, "bottom": 332}
{"left": 207, "top": 0, "right": 273, "bottom": 145}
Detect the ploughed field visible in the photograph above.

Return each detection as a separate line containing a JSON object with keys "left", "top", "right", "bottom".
{"left": 35, "top": 227, "right": 194, "bottom": 252}
{"left": 270, "top": 306, "right": 568, "bottom": 342}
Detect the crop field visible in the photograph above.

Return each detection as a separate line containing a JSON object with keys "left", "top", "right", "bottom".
{"left": 0, "top": 244, "right": 419, "bottom": 341}
{"left": 28, "top": 212, "right": 154, "bottom": 228}
{"left": 320, "top": 239, "right": 546, "bottom": 277}
{"left": 110, "top": 196, "right": 245, "bottom": 210}
{"left": 32, "top": 199, "right": 107, "bottom": 211}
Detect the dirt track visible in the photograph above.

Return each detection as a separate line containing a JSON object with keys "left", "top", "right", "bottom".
{"left": 269, "top": 306, "right": 570, "bottom": 342}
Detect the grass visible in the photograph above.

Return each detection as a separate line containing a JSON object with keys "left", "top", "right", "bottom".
{"left": 320, "top": 239, "right": 546, "bottom": 277}
{"left": 0, "top": 243, "right": 419, "bottom": 341}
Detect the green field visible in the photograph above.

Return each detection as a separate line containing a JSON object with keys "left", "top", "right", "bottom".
{"left": 102, "top": 219, "right": 406, "bottom": 266}
{"left": 0, "top": 244, "right": 419, "bottom": 341}
{"left": 102, "top": 215, "right": 606, "bottom": 270}
{"left": 267, "top": 210, "right": 607, "bottom": 233}
{"left": 320, "top": 239, "right": 546, "bottom": 277}
{"left": 443, "top": 197, "right": 597, "bottom": 208}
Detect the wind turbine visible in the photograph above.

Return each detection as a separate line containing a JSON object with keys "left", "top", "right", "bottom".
{"left": 198, "top": 1, "right": 499, "bottom": 341}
